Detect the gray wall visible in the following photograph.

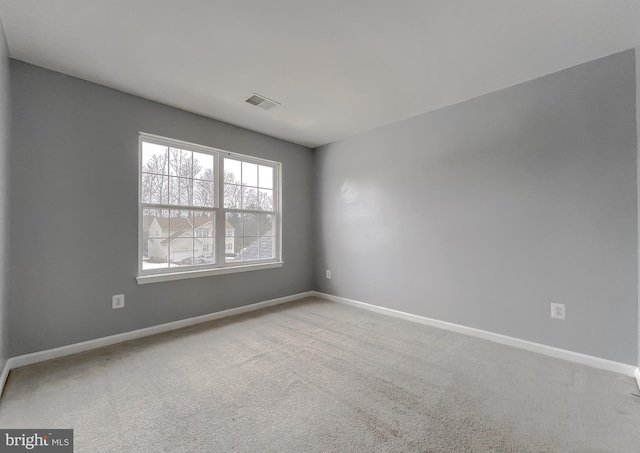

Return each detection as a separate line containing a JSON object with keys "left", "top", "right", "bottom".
{"left": 8, "top": 60, "right": 314, "bottom": 356}
{"left": 637, "top": 47, "right": 640, "bottom": 369}
{"left": 0, "top": 20, "right": 9, "bottom": 370}
{"left": 315, "top": 50, "right": 638, "bottom": 365}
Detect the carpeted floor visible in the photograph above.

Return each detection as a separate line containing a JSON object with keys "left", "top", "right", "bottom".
{"left": 1, "top": 297, "right": 639, "bottom": 452}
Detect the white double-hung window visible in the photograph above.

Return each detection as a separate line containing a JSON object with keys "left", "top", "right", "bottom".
{"left": 137, "top": 133, "right": 282, "bottom": 284}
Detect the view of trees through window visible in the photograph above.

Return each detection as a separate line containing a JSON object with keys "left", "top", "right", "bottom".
{"left": 140, "top": 139, "right": 277, "bottom": 272}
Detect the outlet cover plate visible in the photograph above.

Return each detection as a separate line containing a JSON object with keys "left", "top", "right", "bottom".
{"left": 551, "top": 303, "right": 565, "bottom": 320}
{"left": 112, "top": 294, "right": 125, "bottom": 309}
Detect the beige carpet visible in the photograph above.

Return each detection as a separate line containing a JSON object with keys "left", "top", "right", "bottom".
{"left": 1, "top": 297, "right": 639, "bottom": 452}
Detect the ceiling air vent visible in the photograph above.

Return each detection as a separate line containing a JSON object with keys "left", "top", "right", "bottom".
{"left": 245, "top": 93, "right": 280, "bottom": 111}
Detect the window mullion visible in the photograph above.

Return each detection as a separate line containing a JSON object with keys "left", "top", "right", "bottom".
{"left": 216, "top": 152, "right": 226, "bottom": 265}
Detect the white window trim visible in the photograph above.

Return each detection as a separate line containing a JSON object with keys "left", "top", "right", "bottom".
{"left": 137, "top": 132, "right": 283, "bottom": 284}
{"left": 137, "top": 262, "right": 284, "bottom": 285}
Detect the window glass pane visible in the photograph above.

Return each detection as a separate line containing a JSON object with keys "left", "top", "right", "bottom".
{"left": 242, "top": 162, "right": 258, "bottom": 187}
{"left": 239, "top": 237, "right": 259, "bottom": 261}
{"left": 225, "top": 213, "right": 240, "bottom": 256}
{"left": 259, "top": 189, "right": 273, "bottom": 211}
{"left": 193, "top": 152, "right": 214, "bottom": 180}
{"left": 198, "top": 238, "right": 215, "bottom": 264}
{"left": 143, "top": 208, "right": 170, "bottom": 270}
{"left": 193, "top": 179, "right": 214, "bottom": 208}
{"left": 189, "top": 210, "right": 214, "bottom": 265}
{"left": 258, "top": 165, "right": 273, "bottom": 189}
{"left": 168, "top": 177, "right": 194, "bottom": 206}
{"left": 224, "top": 184, "right": 242, "bottom": 208}
{"left": 260, "top": 213, "right": 275, "bottom": 236}
{"left": 168, "top": 177, "right": 179, "bottom": 205}
{"left": 141, "top": 172, "right": 168, "bottom": 204}
{"left": 168, "top": 148, "right": 193, "bottom": 177}
{"left": 143, "top": 244, "right": 169, "bottom": 270}
{"left": 243, "top": 213, "right": 260, "bottom": 237}
{"left": 168, "top": 210, "right": 194, "bottom": 265}
{"left": 145, "top": 208, "right": 171, "bottom": 235}
{"left": 178, "top": 178, "right": 194, "bottom": 206}
{"left": 259, "top": 236, "right": 275, "bottom": 260}
{"left": 225, "top": 212, "right": 239, "bottom": 263}
{"left": 169, "top": 236, "right": 195, "bottom": 266}
{"left": 141, "top": 142, "right": 168, "bottom": 175}
{"left": 226, "top": 212, "right": 242, "bottom": 236}
{"left": 242, "top": 187, "right": 259, "bottom": 210}
{"left": 168, "top": 210, "right": 192, "bottom": 236}
{"left": 192, "top": 211, "right": 214, "bottom": 237}
{"left": 224, "top": 158, "right": 241, "bottom": 184}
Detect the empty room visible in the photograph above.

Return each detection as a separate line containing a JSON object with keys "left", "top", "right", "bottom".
{"left": 1, "top": 1, "right": 640, "bottom": 452}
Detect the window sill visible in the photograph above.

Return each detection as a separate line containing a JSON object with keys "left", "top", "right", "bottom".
{"left": 136, "top": 261, "right": 284, "bottom": 285}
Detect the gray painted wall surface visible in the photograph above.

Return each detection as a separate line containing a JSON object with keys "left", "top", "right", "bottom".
{"left": 8, "top": 60, "right": 314, "bottom": 356}
{"left": 637, "top": 47, "right": 640, "bottom": 368}
{"left": 315, "top": 50, "right": 638, "bottom": 365}
{"left": 0, "top": 21, "right": 9, "bottom": 371}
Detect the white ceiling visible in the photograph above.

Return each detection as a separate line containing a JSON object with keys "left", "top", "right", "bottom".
{"left": 0, "top": 1, "right": 638, "bottom": 148}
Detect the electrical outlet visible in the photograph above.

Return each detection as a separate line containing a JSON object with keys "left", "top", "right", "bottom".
{"left": 326, "top": 269, "right": 332, "bottom": 279}
{"left": 112, "top": 294, "right": 125, "bottom": 309}
{"left": 551, "top": 303, "right": 565, "bottom": 320}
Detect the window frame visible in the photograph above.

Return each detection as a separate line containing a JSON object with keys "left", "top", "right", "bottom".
{"left": 137, "top": 132, "right": 283, "bottom": 284}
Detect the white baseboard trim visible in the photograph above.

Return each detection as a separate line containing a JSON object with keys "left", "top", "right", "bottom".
{"left": 0, "top": 359, "right": 9, "bottom": 397}
{"left": 313, "top": 291, "right": 637, "bottom": 378}
{"left": 2, "top": 291, "right": 313, "bottom": 385}
{"left": 635, "top": 368, "right": 640, "bottom": 391}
